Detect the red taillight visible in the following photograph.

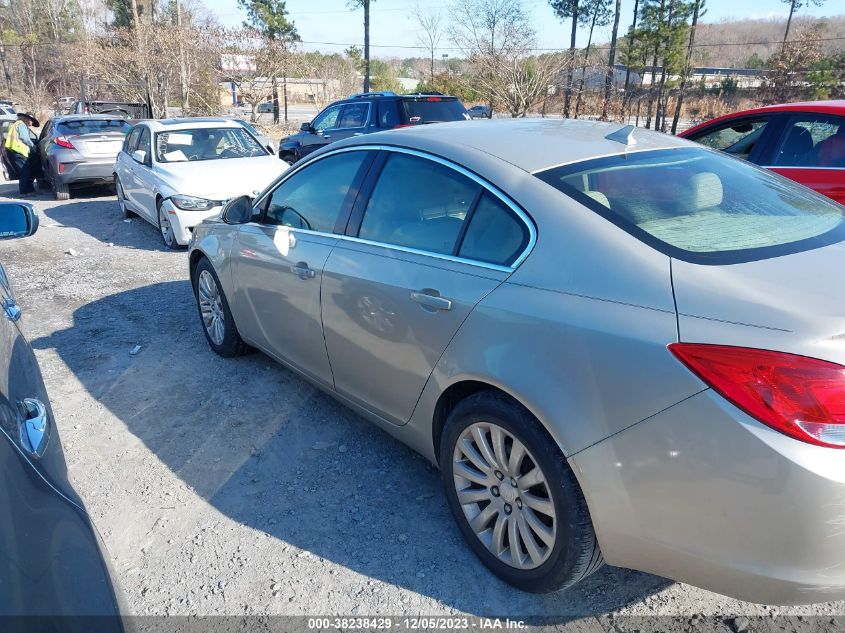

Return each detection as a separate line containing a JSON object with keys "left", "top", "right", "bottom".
{"left": 54, "top": 136, "right": 75, "bottom": 149}
{"left": 393, "top": 123, "right": 412, "bottom": 129}
{"left": 58, "top": 163, "right": 65, "bottom": 173}
{"left": 425, "top": 96, "right": 442, "bottom": 101}
{"left": 669, "top": 343, "right": 845, "bottom": 448}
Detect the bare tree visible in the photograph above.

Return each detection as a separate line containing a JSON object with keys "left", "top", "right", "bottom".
{"left": 450, "top": 0, "right": 537, "bottom": 116}
{"left": 782, "top": 0, "right": 825, "bottom": 53}
{"left": 601, "top": 0, "right": 621, "bottom": 120}
{"left": 671, "top": 0, "right": 704, "bottom": 134}
{"left": 414, "top": 4, "right": 443, "bottom": 84}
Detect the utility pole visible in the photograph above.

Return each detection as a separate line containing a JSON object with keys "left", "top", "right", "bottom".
{"left": 363, "top": 0, "right": 370, "bottom": 92}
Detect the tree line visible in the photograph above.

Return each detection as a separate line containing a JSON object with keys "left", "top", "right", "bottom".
{"left": 0, "top": 0, "right": 841, "bottom": 125}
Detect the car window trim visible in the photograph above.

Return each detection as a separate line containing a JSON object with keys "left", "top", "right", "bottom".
{"left": 348, "top": 145, "right": 536, "bottom": 269}
{"left": 251, "top": 144, "right": 537, "bottom": 271}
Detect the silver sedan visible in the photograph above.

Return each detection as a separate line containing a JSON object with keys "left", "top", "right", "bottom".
{"left": 188, "top": 119, "right": 845, "bottom": 604}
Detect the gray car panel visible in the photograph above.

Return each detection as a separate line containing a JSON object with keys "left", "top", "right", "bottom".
{"left": 572, "top": 388, "right": 845, "bottom": 604}
{"left": 321, "top": 240, "right": 507, "bottom": 424}
{"left": 232, "top": 225, "right": 338, "bottom": 387}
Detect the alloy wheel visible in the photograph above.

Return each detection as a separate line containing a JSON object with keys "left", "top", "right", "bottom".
{"left": 452, "top": 422, "right": 557, "bottom": 570}
{"left": 197, "top": 270, "right": 225, "bottom": 346}
{"left": 159, "top": 204, "right": 175, "bottom": 247}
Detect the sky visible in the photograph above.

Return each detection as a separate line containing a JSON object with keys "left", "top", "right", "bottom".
{"left": 201, "top": 0, "right": 842, "bottom": 58}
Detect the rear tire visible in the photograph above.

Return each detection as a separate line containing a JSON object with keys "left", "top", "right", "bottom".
{"left": 440, "top": 391, "right": 604, "bottom": 594}
{"left": 115, "top": 176, "right": 135, "bottom": 218}
{"left": 53, "top": 176, "right": 70, "bottom": 200}
{"left": 193, "top": 257, "right": 248, "bottom": 358}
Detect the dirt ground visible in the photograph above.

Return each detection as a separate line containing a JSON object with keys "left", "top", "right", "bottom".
{"left": 1, "top": 182, "right": 844, "bottom": 628}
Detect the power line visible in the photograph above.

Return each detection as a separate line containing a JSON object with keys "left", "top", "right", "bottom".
{"left": 296, "top": 35, "right": 845, "bottom": 51}
{"left": 2, "top": 34, "right": 843, "bottom": 52}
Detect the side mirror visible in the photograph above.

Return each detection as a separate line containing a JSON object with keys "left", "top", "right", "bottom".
{"left": 300, "top": 122, "right": 313, "bottom": 133}
{"left": 222, "top": 196, "right": 254, "bottom": 225}
{"left": 0, "top": 203, "right": 38, "bottom": 240}
{"left": 132, "top": 149, "right": 148, "bottom": 165}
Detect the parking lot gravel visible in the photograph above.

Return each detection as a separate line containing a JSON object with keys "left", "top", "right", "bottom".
{"left": 1, "top": 182, "right": 844, "bottom": 630}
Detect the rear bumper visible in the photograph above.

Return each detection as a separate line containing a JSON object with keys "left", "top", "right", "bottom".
{"left": 54, "top": 159, "right": 117, "bottom": 186}
{"left": 571, "top": 389, "right": 845, "bottom": 605}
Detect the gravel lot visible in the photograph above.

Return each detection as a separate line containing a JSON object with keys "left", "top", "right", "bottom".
{"left": 1, "top": 183, "right": 844, "bottom": 630}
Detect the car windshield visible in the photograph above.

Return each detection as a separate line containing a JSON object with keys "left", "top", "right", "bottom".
{"left": 57, "top": 119, "right": 131, "bottom": 135}
{"left": 535, "top": 147, "right": 845, "bottom": 264}
{"left": 155, "top": 127, "right": 267, "bottom": 163}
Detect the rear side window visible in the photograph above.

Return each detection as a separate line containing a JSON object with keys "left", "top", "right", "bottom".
{"left": 536, "top": 147, "right": 845, "bottom": 264}
{"left": 689, "top": 119, "right": 768, "bottom": 160}
{"left": 57, "top": 119, "right": 131, "bottom": 135}
{"left": 358, "top": 153, "right": 480, "bottom": 255}
{"left": 377, "top": 100, "right": 400, "bottom": 128}
{"left": 459, "top": 194, "right": 529, "bottom": 266}
{"left": 771, "top": 115, "right": 845, "bottom": 168}
{"left": 264, "top": 151, "right": 370, "bottom": 232}
{"left": 400, "top": 98, "right": 467, "bottom": 125}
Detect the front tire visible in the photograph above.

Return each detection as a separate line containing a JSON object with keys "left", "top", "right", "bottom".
{"left": 193, "top": 258, "right": 248, "bottom": 357}
{"left": 440, "top": 391, "right": 603, "bottom": 593}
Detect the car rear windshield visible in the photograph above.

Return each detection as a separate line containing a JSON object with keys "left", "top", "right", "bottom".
{"left": 535, "top": 147, "right": 845, "bottom": 264}
{"left": 57, "top": 119, "right": 131, "bottom": 135}
{"left": 400, "top": 98, "right": 467, "bottom": 124}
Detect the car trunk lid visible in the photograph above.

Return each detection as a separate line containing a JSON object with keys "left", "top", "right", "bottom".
{"left": 67, "top": 132, "right": 125, "bottom": 158}
{"left": 671, "top": 240, "right": 845, "bottom": 365}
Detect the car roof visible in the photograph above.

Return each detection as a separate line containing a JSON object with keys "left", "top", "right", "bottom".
{"left": 333, "top": 118, "right": 691, "bottom": 173}
{"left": 681, "top": 100, "right": 845, "bottom": 136}
{"left": 144, "top": 118, "right": 244, "bottom": 131}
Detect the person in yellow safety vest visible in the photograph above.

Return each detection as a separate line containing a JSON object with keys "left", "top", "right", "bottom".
{"left": 5, "top": 112, "right": 39, "bottom": 196}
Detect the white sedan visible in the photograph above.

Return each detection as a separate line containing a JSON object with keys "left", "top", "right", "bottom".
{"left": 113, "top": 118, "right": 289, "bottom": 248}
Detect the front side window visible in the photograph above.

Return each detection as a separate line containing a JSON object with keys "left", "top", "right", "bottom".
{"left": 338, "top": 103, "right": 368, "bottom": 128}
{"left": 536, "top": 147, "right": 845, "bottom": 264}
{"left": 137, "top": 127, "right": 151, "bottom": 160}
{"left": 690, "top": 118, "right": 768, "bottom": 159}
{"left": 155, "top": 127, "right": 266, "bottom": 163}
{"left": 772, "top": 115, "right": 845, "bottom": 168}
{"left": 312, "top": 105, "right": 341, "bottom": 131}
{"left": 124, "top": 126, "right": 142, "bottom": 153}
{"left": 358, "top": 153, "right": 480, "bottom": 255}
{"left": 264, "top": 151, "right": 370, "bottom": 232}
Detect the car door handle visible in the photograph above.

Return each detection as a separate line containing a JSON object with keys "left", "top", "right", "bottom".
{"left": 410, "top": 290, "right": 452, "bottom": 312}
{"left": 17, "top": 398, "right": 50, "bottom": 459}
{"left": 290, "top": 262, "right": 316, "bottom": 280}
{"left": 3, "top": 297, "right": 21, "bottom": 322}
{"left": 322, "top": 134, "right": 331, "bottom": 140}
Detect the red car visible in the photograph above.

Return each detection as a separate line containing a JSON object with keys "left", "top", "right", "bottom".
{"left": 680, "top": 100, "right": 845, "bottom": 204}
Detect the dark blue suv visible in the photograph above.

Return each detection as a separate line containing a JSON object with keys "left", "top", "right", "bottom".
{"left": 279, "top": 92, "right": 468, "bottom": 163}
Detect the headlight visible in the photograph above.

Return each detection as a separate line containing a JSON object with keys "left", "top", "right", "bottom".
{"left": 170, "top": 195, "right": 216, "bottom": 211}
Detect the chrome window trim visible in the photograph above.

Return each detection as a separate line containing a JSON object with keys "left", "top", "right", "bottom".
{"left": 760, "top": 165, "right": 845, "bottom": 171}
{"left": 254, "top": 143, "right": 537, "bottom": 271}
